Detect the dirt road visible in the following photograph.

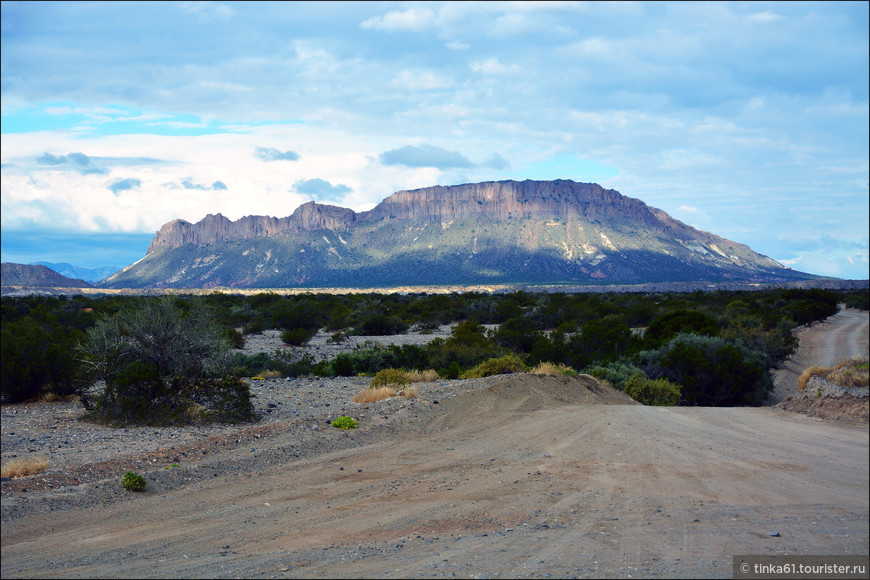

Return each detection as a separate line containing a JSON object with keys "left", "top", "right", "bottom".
{"left": 771, "top": 308, "right": 869, "bottom": 402}
{"left": 2, "top": 312, "right": 868, "bottom": 579}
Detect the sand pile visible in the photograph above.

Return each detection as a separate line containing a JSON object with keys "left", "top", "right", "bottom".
{"left": 428, "top": 372, "right": 636, "bottom": 430}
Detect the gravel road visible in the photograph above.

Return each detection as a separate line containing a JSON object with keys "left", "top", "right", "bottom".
{"left": 2, "top": 310, "right": 868, "bottom": 579}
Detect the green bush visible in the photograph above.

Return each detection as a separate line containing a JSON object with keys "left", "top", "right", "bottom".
{"left": 644, "top": 309, "right": 719, "bottom": 346}
{"left": 585, "top": 361, "right": 645, "bottom": 391}
{"left": 370, "top": 368, "right": 411, "bottom": 387}
{"left": 331, "top": 416, "right": 358, "bottom": 429}
{"left": 461, "top": 354, "right": 528, "bottom": 379}
{"left": 77, "top": 297, "right": 255, "bottom": 426}
{"left": 122, "top": 471, "right": 146, "bottom": 492}
{"left": 636, "top": 333, "right": 773, "bottom": 406}
{"left": 280, "top": 327, "right": 317, "bottom": 346}
{"left": 354, "top": 313, "right": 408, "bottom": 336}
{"left": 623, "top": 375, "right": 681, "bottom": 406}
{"left": 1, "top": 315, "right": 85, "bottom": 403}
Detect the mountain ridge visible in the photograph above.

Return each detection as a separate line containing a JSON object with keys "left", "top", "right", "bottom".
{"left": 1, "top": 263, "right": 94, "bottom": 288}
{"left": 103, "top": 179, "right": 818, "bottom": 289}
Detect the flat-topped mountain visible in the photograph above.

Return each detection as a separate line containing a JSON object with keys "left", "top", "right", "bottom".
{"left": 101, "top": 179, "right": 818, "bottom": 289}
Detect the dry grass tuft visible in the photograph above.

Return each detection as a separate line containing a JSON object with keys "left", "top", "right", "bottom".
{"left": 258, "top": 370, "right": 282, "bottom": 379}
{"left": 1, "top": 455, "right": 49, "bottom": 479}
{"left": 797, "top": 365, "right": 828, "bottom": 391}
{"left": 407, "top": 369, "right": 439, "bottom": 383}
{"left": 353, "top": 386, "right": 398, "bottom": 403}
{"left": 352, "top": 385, "right": 418, "bottom": 403}
{"left": 798, "top": 356, "right": 869, "bottom": 391}
{"left": 531, "top": 362, "right": 577, "bottom": 376}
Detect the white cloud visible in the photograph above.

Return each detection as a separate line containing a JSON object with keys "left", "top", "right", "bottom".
{"left": 748, "top": 11, "right": 783, "bottom": 23}
{"left": 470, "top": 58, "right": 521, "bottom": 76}
{"left": 360, "top": 8, "right": 435, "bottom": 31}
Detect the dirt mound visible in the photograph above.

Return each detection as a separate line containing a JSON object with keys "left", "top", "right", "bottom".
{"left": 429, "top": 373, "right": 636, "bottom": 430}
{"left": 777, "top": 392, "right": 868, "bottom": 423}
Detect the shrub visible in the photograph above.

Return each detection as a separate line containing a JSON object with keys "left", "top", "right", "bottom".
{"left": 280, "top": 327, "right": 317, "bottom": 346}
{"left": 1, "top": 455, "right": 48, "bottom": 479}
{"left": 645, "top": 309, "right": 719, "bottom": 346}
{"left": 636, "top": 333, "right": 773, "bottom": 406}
{"left": 331, "top": 416, "right": 358, "bottom": 429}
{"left": 224, "top": 327, "right": 245, "bottom": 349}
{"left": 1, "top": 316, "right": 85, "bottom": 403}
{"left": 407, "top": 369, "right": 439, "bottom": 383}
{"left": 122, "top": 471, "right": 147, "bottom": 492}
{"left": 370, "top": 368, "right": 411, "bottom": 388}
{"left": 77, "top": 297, "right": 255, "bottom": 426}
{"left": 585, "top": 362, "right": 645, "bottom": 391}
{"left": 355, "top": 313, "right": 408, "bottom": 336}
{"left": 623, "top": 375, "right": 682, "bottom": 406}
{"left": 461, "top": 354, "right": 528, "bottom": 379}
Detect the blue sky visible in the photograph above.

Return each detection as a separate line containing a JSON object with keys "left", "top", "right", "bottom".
{"left": 1, "top": 1, "right": 867, "bottom": 279}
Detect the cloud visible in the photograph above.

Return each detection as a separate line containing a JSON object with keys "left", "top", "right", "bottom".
{"left": 748, "top": 11, "right": 782, "bottom": 23}
{"left": 172, "top": 178, "right": 228, "bottom": 191}
{"left": 360, "top": 8, "right": 435, "bottom": 31}
{"left": 107, "top": 178, "right": 141, "bottom": 195}
{"left": 36, "top": 152, "right": 106, "bottom": 174}
{"left": 293, "top": 178, "right": 352, "bottom": 202}
{"left": 379, "top": 144, "right": 475, "bottom": 169}
{"left": 177, "top": 1, "right": 235, "bottom": 22}
{"left": 254, "top": 146, "right": 300, "bottom": 162}
{"left": 482, "top": 153, "right": 510, "bottom": 170}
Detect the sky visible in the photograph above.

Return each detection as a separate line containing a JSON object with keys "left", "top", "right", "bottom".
{"left": 1, "top": 1, "right": 868, "bottom": 279}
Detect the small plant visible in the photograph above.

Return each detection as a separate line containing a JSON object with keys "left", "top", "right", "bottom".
{"left": 122, "top": 471, "right": 147, "bottom": 492}
{"left": 624, "top": 375, "right": 682, "bottom": 406}
{"left": 407, "top": 369, "right": 439, "bottom": 383}
{"left": 353, "top": 386, "right": 398, "bottom": 403}
{"left": 331, "top": 416, "right": 358, "bottom": 429}
{"left": 531, "top": 362, "right": 578, "bottom": 377}
{"left": 370, "top": 368, "right": 411, "bottom": 388}
{"left": 460, "top": 354, "right": 528, "bottom": 379}
{"left": 1, "top": 455, "right": 48, "bottom": 479}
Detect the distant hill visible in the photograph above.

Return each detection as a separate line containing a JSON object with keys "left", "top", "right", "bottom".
{"left": 1, "top": 263, "right": 93, "bottom": 288}
{"left": 100, "top": 179, "right": 822, "bottom": 289}
{"left": 33, "top": 261, "right": 120, "bottom": 283}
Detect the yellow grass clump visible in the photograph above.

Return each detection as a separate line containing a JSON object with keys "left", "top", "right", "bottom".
{"left": 798, "top": 356, "right": 869, "bottom": 391}
{"left": 530, "top": 362, "right": 578, "bottom": 376}
{"left": 352, "top": 385, "right": 418, "bottom": 403}
{"left": 407, "top": 369, "right": 438, "bottom": 383}
{"left": 1, "top": 455, "right": 49, "bottom": 479}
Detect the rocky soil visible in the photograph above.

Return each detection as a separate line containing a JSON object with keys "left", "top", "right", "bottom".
{"left": 1, "top": 311, "right": 868, "bottom": 579}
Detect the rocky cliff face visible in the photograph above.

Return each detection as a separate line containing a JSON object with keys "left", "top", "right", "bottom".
{"left": 147, "top": 203, "right": 356, "bottom": 253}
{"left": 363, "top": 180, "right": 660, "bottom": 226}
{"left": 105, "top": 180, "right": 815, "bottom": 289}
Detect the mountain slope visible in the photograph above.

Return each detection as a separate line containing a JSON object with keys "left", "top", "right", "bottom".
{"left": 100, "top": 180, "right": 817, "bottom": 289}
{"left": 33, "top": 262, "right": 120, "bottom": 283}
{"left": 1, "top": 263, "right": 94, "bottom": 288}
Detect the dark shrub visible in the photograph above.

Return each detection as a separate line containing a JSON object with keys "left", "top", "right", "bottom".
{"left": 78, "top": 297, "right": 255, "bottom": 425}
{"left": 355, "top": 313, "right": 408, "bottom": 336}
{"left": 645, "top": 309, "right": 719, "bottom": 346}
{"left": 280, "top": 327, "right": 317, "bottom": 346}
{"left": 636, "top": 333, "right": 773, "bottom": 406}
